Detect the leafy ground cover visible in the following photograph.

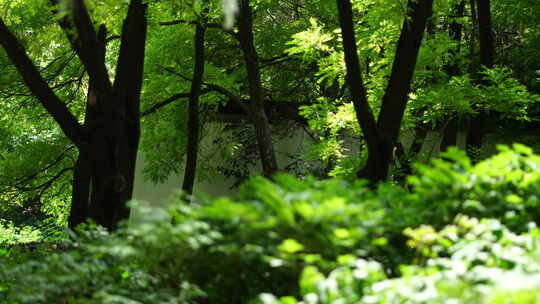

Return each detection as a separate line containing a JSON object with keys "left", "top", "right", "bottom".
{"left": 1, "top": 145, "right": 540, "bottom": 303}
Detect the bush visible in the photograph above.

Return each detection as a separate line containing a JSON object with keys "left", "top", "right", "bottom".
{"left": 260, "top": 216, "right": 540, "bottom": 303}
{"left": 0, "top": 217, "right": 206, "bottom": 304}
{"left": 406, "top": 144, "right": 540, "bottom": 231}
{"left": 2, "top": 144, "right": 540, "bottom": 303}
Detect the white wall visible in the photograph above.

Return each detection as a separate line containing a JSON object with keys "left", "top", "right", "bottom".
{"left": 130, "top": 123, "right": 470, "bottom": 222}
{"left": 130, "top": 123, "right": 314, "bottom": 221}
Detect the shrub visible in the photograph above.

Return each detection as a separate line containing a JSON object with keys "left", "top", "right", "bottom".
{"left": 406, "top": 144, "right": 540, "bottom": 231}
{"left": 2, "top": 144, "right": 540, "bottom": 303}
{"left": 259, "top": 216, "right": 540, "bottom": 304}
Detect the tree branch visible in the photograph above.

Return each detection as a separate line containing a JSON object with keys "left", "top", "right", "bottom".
{"left": 50, "top": 0, "right": 112, "bottom": 92}
{"left": 142, "top": 92, "right": 191, "bottom": 116}
{"left": 112, "top": 0, "right": 148, "bottom": 116}
{"left": 0, "top": 18, "right": 86, "bottom": 148}
{"left": 17, "top": 167, "right": 73, "bottom": 192}
{"left": 157, "top": 63, "right": 252, "bottom": 116}
{"left": 159, "top": 19, "right": 239, "bottom": 39}
{"left": 204, "top": 83, "right": 251, "bottom": 115}
{"left": 13, "top": 146, "right": 75, "bottom": 188}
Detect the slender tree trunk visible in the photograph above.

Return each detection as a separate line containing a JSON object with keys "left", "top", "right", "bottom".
{"left": 440, "top": 0, "right": 465, "bottom": 151}
{"left": 368, "top": 0, "right": 435, "bottom": 183}
{"left": 446, "top": 0, "right": 466, "bottom": 77}
{"left": 336, "top": 0, "right": 381, "bottom": 176}
{"left": 440, "top": 117, "right": 458, "bottom": 151}
{"left": 466, "top": 0, "right": 494, "bottom": 160}
{"left": 68, "top": 151, "right": 91, "bottom": 228}
{"left": 182, "top": 23, "right": 206, "bottom": 196}
{"left": 238, "top": 0, "right": 278, "bottom": 178}
{"left": 468, "top": 0, "right": 478, "bottom": 74}
{"left": 411, "top": 117, "right": 429, "bottom": 155}
{"left": 336, "top": 0, "right": 433, "bottom": 184}
{"left": 475, "top": 0, "right": 495, "bottom": 72}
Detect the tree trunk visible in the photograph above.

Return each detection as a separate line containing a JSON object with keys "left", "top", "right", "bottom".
{"left": 445, "top": 0, "right": 465, "bottom": 77}
{"left": 411, "top": 117, "right": 429, "bottom": 156}
{"left": 366, "top": 0, "right": 435, "bottom": 183}
{"left": 238, "top": 0, "right": 278, "bottom": 178}
{"left": 336, "top": 0, "right": 381, "bottom": 176}
{"left": 475, "top": 0, "right": 495, "bottom": 73}
{"left": 68, "top": 151, "right": 91, "bottom": 228}
{"left": 440, "top": 117, "right": 458, "bottom": 151}
{"left": 336, "top": 0, "right": 433, "bottom": 184}
{"left": 182, "top": 23, "right": 206, "bottom": 197}
{"left": 466, "top": 0, "right": 494, "bottom": 160}
{"left": 0, "top": 0, "right": 148, "bottom": 230}
{"left": 68, "top": 0, "right": 147, "bottom": 230}
{"left": 467, "top": 0, "right": 478, "bottom": 74}
{"left": 440, "top": 0, "right": 465, "bottom": 151}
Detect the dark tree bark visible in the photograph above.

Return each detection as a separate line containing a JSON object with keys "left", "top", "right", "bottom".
{"left": 440, "top": 117, "right": 459, "bottom": 151}
{"left": 91, "top": 0, "right": 148, "bottom": 229}
{"left": 336, "top": 0, "right": 381, "bottom": 170}
{"left": 440, "top": 0, "right": 465, "bottom": 151}
{"left": 445, "top": 0, "right": 466, "bottom": 77}
{"left": 475, "top": 0, "right": 495, "bottom": 73}
{"left": 374, "top": 0, "right": 434, "bottom": 181}
{"left": 0, "top": 19, "right": 86, "bottom": 148}
{"left": 68, "top": 76, "right": 101, "bottom": 227}
{"left": 467, "top": 0, "right": 478, "bottom": 74}
{"left": 411, "top": 121, "right": 429, "bottom": 155}
{"left": 0, "top": 0, "right": 148, "bottom": 230}
{"left": 337, "top": 0, "right": 434, "bottom": 184}
{"left": 182, "top": 23, "right": 206, "bottom": 197}
{"left": 466, "top": 0, "right": 494, "bottom": 160}
{"left": 68, "top": 151, "right": 91, "bottom": 228}
{"left": 237, "top": 0, "right": 279, "bottom": 178}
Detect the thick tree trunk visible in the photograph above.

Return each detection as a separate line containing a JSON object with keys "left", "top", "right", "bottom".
{"left": 0, "top": 0, "right": 148, "bottom": 230}
{"left": 182, "top": 23, "right": 206, "bottom": 196}
{"left": 466, "top": 0, "right": 494, "bottom": 160}
{"left": 112, "top": 0, "right": 147, "bottom": 226}
{"left": 67, "top": 1, "right": 146, "bottom": 230}
{"left": 238, "top": 0, "right": 278, "bottom": 178}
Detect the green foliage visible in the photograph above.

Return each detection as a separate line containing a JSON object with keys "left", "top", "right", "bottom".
{"left": 261, "top": 216, "right": 540, "bottom": 304}
{"left": 0, "top": 218, "right": 205, "bottom": 304}
{"left": 407, "top": 144, "right": 540, "bottom": 232}
{"left": 2, "top": 0, "right": 540, "bottom": 302}
{"left": 409, "top": 67, "right": 539, "bottom": 128}
{"left": 3, "top": 146, "right": 540, "bottom": 303}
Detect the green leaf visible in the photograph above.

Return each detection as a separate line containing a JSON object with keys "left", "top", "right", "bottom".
{"left": 299, "top": 266, "right": 325, "bottom": 296}
{"left": 278, "top": 239, "right": 304, "bottom": 254}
